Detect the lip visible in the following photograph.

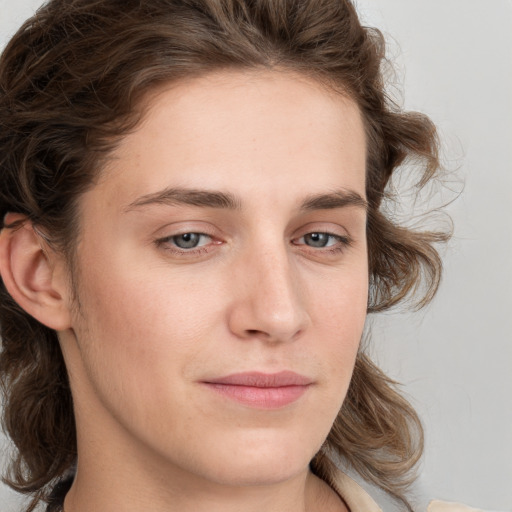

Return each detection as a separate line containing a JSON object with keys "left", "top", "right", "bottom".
{"left": 201, "top": 371, "right": 313, "bottom": 409}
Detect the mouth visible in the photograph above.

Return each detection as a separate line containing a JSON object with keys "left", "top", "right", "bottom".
{"left": 201, "top": 371, "right": 313, "bottom": 409}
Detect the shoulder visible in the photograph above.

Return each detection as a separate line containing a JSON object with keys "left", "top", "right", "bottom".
{"left": 332, "top": 467, "right": 486, "bottom": 512}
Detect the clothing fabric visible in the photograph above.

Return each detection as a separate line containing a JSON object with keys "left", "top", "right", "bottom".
{"left": 332, "top": 470, "right": 484, "bottom": 512}
{"left": 427, "top": 501, "right": 485, "bottom": 512}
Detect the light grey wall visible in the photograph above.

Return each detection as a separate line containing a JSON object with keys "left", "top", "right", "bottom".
{"left": 356, "top": 1, "right": 512, "bottom": 511}
{"left": 1, "top": 1, "right": 511, "bottom": 511}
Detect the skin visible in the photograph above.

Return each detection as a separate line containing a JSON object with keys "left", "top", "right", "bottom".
{"left": 1, "top": 70, "right": 368, "bottom": 511}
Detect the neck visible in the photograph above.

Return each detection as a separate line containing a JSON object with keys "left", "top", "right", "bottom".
{"left": 64, "top": 410, "right": 346, "bottom": 512}
{"left": 64, "top": 453, "right": 345, "bottom": 512}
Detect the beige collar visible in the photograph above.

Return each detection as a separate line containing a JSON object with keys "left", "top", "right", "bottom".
{"left": 332, "top": 469, "right": 481, "bottom": 512}
{"left": 332, "top": 470, "right": 383, "bottom": 512}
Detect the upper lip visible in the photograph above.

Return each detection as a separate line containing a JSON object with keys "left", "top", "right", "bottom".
{"left": 203, "top": 371, "right": 313, "bottom": 388}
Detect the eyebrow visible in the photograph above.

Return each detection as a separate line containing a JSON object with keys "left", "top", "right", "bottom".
{"left": 300, "top": 189, "right": 368, "bottom": 212}
{"left": 125, "top": 187, "right": 367, "bottom": 213}
{"left": 125, "top": 188, "right": 242, "bottom": 211}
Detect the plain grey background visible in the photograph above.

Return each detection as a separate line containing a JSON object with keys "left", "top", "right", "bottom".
{"left": 0, "top": 0, "right": 511, "bottom": 511}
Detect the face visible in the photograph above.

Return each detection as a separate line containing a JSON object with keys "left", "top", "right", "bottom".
{"left": 60, "top": 70, "right": 368, "bottom": 488}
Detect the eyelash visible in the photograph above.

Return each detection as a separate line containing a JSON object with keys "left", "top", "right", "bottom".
{"left": 155, "top": 231, "right": 352, "bottom": 257}
{"left": 292, "top": 232, "right": 352, "bottom": 254}
{"left": 155, "top": 232, "right": 216, "bottom": 256}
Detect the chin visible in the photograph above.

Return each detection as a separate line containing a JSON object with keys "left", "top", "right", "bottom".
{"left": 204, "top": 458, "right": 309, "bottom": 487}
{"left": 191, "top": 430, "right": 322, "bottom": 487}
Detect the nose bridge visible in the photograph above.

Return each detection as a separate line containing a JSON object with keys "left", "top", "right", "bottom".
{"left": 229, "top": 234, "right": 310, "bottom": 342}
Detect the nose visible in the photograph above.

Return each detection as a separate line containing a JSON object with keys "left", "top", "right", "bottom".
{"left": 227, "top": 242, "right": 310, "bottom": 344}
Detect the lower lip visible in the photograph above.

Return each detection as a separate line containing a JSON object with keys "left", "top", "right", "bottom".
{"left": 203, "top": 383, "right": 310, "bottom": 409}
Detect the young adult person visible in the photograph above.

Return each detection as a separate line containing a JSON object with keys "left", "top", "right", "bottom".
{"left": 0, "top": 1, "right": 476, "bottom": 511}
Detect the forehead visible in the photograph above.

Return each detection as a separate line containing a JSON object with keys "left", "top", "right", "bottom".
{"left": 91, "top": 69, "right": 367, "bottom": 212}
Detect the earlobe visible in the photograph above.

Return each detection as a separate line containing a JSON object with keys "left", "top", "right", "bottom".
{"left": 0, "top": 214, "right": 72, "bottom": 331}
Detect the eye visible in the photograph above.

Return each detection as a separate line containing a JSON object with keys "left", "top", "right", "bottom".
{"left": 296, "top": 232, "right": 347, "bottom": 248}
{"left": 162, "top": 232, "right": 212, "bottom": 249}
{"left": 302, "top": 232, "right": 334, "bottom": 248}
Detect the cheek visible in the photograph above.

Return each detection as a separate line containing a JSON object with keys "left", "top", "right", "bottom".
{"left": 310, "top": 263, "right": 368, "bottom": 333}
{"left": 75, "top": 265, "right": 208, "bottom": 360}
{"left": 70, "top": 246, "right": 233, "bottom": 406}
{"left": 308, "top": 265, "right": 368, "bottom": 381}
{"left": 69, "top": 263, "right": 217, "bottom": 441}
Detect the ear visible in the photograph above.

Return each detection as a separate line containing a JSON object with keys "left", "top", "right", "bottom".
{"left": 0, "top": 213, "right": 72, "bottom": 331}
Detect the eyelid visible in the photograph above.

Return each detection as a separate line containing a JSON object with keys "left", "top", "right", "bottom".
{"left": 164, "top": 232, "right": 212, "bottom": 247}
{"left": 292, "top": 221, "right": 351, "bottom": 239}
{"left": 155, "top": 230, "right": 217, "bottom": 245}
{"left": 152, "top": 220, "right": 225, "bottom": 256}
{"left": 155, "top": 234, "right": 222, "bottom": 261}
{"left": 293, "top": 232, "right": 351, "bottom": 245}
{"left": 289, "top": 221, "right": 354, "bottom": 258}
{"left": 292, "top": 232, "right": 352, "bottom": 250}
{"left": 151, "top": 218, "right": 225, "bottom": 242}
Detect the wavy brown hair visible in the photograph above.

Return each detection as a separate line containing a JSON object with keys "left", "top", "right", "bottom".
{"left": 0, "top": 0, "right": 448, "bottom": 510}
